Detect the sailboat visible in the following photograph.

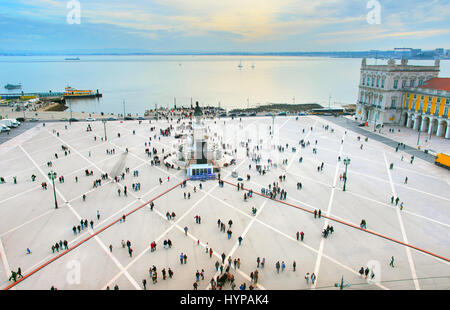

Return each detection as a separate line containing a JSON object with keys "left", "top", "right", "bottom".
{"left": 238, "top": 60, "right": 243, "bottom": 69}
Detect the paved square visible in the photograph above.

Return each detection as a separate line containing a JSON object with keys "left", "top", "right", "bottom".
{"left": 0, "top": 115, "right": 449, "bottom": 290}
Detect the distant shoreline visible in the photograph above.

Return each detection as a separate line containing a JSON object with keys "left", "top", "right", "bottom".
{"left": 0, "top": 53, "right": 448, "bottom": 61}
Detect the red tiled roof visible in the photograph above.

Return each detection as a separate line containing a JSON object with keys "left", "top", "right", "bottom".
{"left": 418, "top": 78, "right": 450, "bottom": 91}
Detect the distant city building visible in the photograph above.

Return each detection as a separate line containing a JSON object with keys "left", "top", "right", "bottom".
{"left": 435, "top": 48, "right": 444, "bottom": 56}
{"left": 356, "top": 58, "right": 449, "bottom": 138}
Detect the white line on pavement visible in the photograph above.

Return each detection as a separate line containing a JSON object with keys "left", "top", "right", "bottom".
{"left": 383, "top": 151, "right": 420, "bottom": 290}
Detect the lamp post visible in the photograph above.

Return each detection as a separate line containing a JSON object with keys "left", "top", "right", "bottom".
{"left": 414, "top": 113, "right": 422, "bottom": 145}
{"left": 335, "top": 276, "right": 351, "bottom": 290}
{"left": 271, "top": 115, "right": 275, "bottom": 137}
{"left": 343, "top": 157, "right": 350, "bottom": 191}
{"left": 102, "top": 119, "right": 107, "bottom": 141}
{"left": 69, "top": 100, "right": 73, "bottom": 124}
{"left": 48, "top": 171, "right": 58, "bottom": 209}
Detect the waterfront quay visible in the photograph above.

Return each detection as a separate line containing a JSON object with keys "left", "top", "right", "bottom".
{"left": 0, "top": 115, "right": 449, "bottom": 290}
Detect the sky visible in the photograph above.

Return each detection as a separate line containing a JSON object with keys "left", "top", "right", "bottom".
{"left": 0, "top": 0, "right": 449, "bottom": 53}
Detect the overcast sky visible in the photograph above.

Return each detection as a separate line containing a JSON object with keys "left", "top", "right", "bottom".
{"left": 1, "top": 0, "right": 449, "bottom": 53}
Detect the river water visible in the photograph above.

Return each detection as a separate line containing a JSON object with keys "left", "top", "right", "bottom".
{"left": 1, "top": 55, "right": 448, "bottom": 115}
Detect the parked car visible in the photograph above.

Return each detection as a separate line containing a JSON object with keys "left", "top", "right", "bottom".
{"left": 0, "top": 123, "right": 11, "bottom": 132}
{"left": 124, "top": 116, "right": 134, "bottom": 120}
{"left": 30, "top": 118, "right": 39, "bottom": 122}
{"left": 107, "top": 117, "right": 117, "bottom": 121}
{"left": 265, "top": 112, "right": 273, "bottom": 116}
{"left": 0, "top": 119, "right": 19, "bottom": 128}
{"left": 86, "top": 117, "right": 96, "bottom": 121}
{"left": 69, "top": 118, "right": 79, "bottom": 122}
{"left": 137, "top": 116, "right": 145, "bottom": 120}
{"left": 218, "top": 113, "right": 227, "bottom": 117}
{"left": 249, "top": 111, "right": 256, "bottom": 116}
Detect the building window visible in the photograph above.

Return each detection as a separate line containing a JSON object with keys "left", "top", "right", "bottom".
{"left": 391, "top": 99, "right": 396, "bottom": 108}
{"left": 402, "top": 80, "right": 407, "bottom": 88}
{"left": 394, "top": 80, "right": 398, "bottom": 89}
{"left": 376, "top": 78, "right": 379, "bottom": 87}
{"left": 362, "top": 77, "right": 366, "bottom": 85}
{"left": 382, "top": 78, "right": 385, "bottom": 88}
{"left": 371, "top": 77, "right": 374, "bottom": 87}
{"left": 419, "top": 80, "right": 423, "bottom": 86}
{"left": 410, "top": 80, "right": 415, "bottom": 87}
{"left": 444, "top": 106, "right": 449, "bottom": 117}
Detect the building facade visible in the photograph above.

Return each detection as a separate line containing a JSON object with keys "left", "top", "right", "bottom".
{"left": 400, "top": 78, "right": 450, "bottom": 139}
{"left": 356, "top": 58, "right": 440, "bottom": 127}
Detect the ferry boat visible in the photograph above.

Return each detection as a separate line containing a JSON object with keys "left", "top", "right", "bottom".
{"left": 64, "top": 86, "right": 101, "bottom": 98}
{"left": 4, "top": 83, "right": 22, "bottom": 90}
{"left": 65, "top": 57, "right": 80, "bottom": 61}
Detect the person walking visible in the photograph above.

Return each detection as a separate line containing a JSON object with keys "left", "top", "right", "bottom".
{"left": 300, "top": 231, "right": 304, "bottom": 241}
{"left": 142, "top": 279, "right": 147, "bottom": 290}
{"left": 311, "top": 273, "right": 316, "bottom": 285}
{"left": 364, "top": 267, "right": 370, "bottom": 278}
{"left": 275, "top": 261, "right": 280, "bottom": 273}
{"left": 293, "top": 261, "right": 296, "bottom": 272}
{"left": 305, "top": 272, "right": 310, "bottom": 285}
{"left": 389, "top": 256, "right": 395, "bottom": 267}
{"left": 238, "top": 236, "right": 243, "bottom": 246}
{"left": 221, "top": 252, "right": 226, "bottom": 264}
{"left": 359, "top": 267, "right": 364, "bottom": 277}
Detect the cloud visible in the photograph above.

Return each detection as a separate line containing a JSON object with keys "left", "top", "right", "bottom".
{"left": 2, "top": 0, "right": 449, "bottom": 51}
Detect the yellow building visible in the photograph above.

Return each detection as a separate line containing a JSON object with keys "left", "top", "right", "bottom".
{"left": 401, "top": 78, "right": 450, "bottom": 139}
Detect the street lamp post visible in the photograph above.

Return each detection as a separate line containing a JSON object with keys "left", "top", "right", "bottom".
{"left": 102, "top": 119, "right": 107, "bottom": 141}
{"left": 343, "top": 157, "right": 351, "bottom": 191}
{"left": 335, "top": 276, "right": 351, "bottom": 290}
{"left": 414, "top": 113, "right": 422, "bottom": 145}
{"left": 48, "top": 171, "right": 58, "bottom": 209}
